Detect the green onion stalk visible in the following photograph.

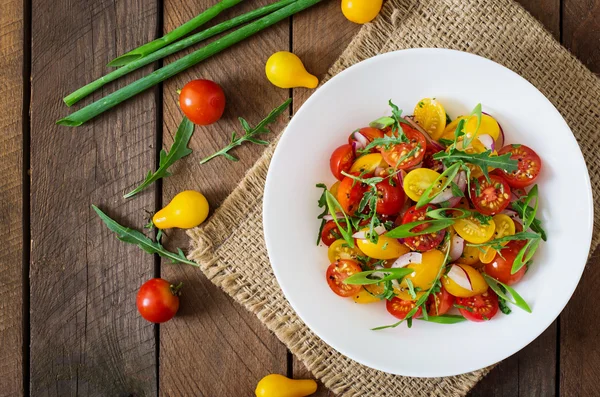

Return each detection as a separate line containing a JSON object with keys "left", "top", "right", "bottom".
{"left": 57, "top": 0, "right": 322, "bottom": 127}
{"left": 108, "top": 0, "right": 243, "bottom": 67}
{"left": 63, "top": 0, "right": 296, "bottom": 106}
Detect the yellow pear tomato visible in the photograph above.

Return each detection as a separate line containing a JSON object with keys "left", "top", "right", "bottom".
{"left": 443, "top": 264, "right": 488, "bottom": 298}
{"left": 349, "top": 153, "right": 385, "bottom": 174}
{"left": 413, "top": 98, "right": 447, "bottom": 140}
{"left": 153, "top": 190, "right": 209, "bottom": 229}
{"left": 356, "top": 232, "right": 410, "bottom": 260}
{"left": 341, "top": 0, "right": 383, "bottom": 24}
{"left": 265, "top": 51, "right": 318, "bottom": 89}
{"left": 255, "top": 374, "right": 317, "bottom": 397}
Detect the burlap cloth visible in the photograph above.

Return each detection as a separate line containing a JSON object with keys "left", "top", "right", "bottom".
{"left": 187, "top": 0, "right": 600, "bottom": 395}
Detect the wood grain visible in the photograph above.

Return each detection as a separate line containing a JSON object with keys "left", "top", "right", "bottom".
{"left": 29, "top": 0, "right": 159, "bottom": 394}
{"left": 563, "top": 0, "right": 600, "bottom": 73}
{"left": 0, "top": 0, "right": 24, "bottom": 395}
{"left": 159, "top": 1, "right": 289, "bottom": 396}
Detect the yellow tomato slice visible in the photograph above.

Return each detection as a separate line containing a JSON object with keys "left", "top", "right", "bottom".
{"left": 394, "top": 250, "right": 445, "bottom": 301}
{"left": 478, "top": 214, "right": 516, "bottom": 263}
{"left": 442, "top": 264, "right": 488, "bottom": 297}
{"left": 479, "top": 246, "right": 497, "bottom": 264}
{"left": 327, "top": 239, "right": 363, "bottom": 263}
{"left": 329, "top": 181, "right": 340, "bottom": 197}
{"left": 453, "top": 216, "right": 496, "bottom": 244}
{"left": 457, "top": 244, "right": 482, "bottom": 265}
{"left": 440, "top": 114, "right": 500, "bottom": 144}
{"left": 349, "top": 153, "right": 385, "bottom": 174}
{"left": 356, "top": 232, "right": 410, "bottom": 260}
{"left": 440, "top": 116, "right": 467, "bottom": 141}
{"left": 352, "top": 287, "right": 382, "bottom": 304}
{"left": 403, "top": 168, "right": 442, "bottom": 202}
{"left": 413, "top": 98, "right": 447, "bottom": 140}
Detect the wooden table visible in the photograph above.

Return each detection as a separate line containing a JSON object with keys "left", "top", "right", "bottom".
{"left": 1, "top": 0, "right": 599, "bottom": 395}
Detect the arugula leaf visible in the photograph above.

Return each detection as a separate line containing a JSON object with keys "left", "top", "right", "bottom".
{"left": 483, "top": 274, "right": 532, "bottom": 313}
{"left": 200, "top": 99, "right": 290, "bottom": 164}
{"left": 498, "top": 286, "right": 512, "bottom": 315}
{"left": 439, "top": 138, "right": 455, "bottom": 147}
{"left": 344, "top": 268, "right": 413, "bottom": 285}
{"left": 416, "top": 162, "right": 462, "bottom": 208}
{"left": 315, "top": 183, "right": 329, "bottom": 245}
{"left": 125, "top": 117, "right": 194, "bottom": 198}
{"left": 472, "top": 212, "right": 493, "bottom": 226}
{"left": 417, "top": 315, "right": 467, "bottom": 324}
{"left": 341, "top": 171, "right": 383, "bottom": 186}
{"left": 510, "top": 200, "right": 547, "bottom": 241}
{"left": 445, "top": 113, "right": 452, "bottom": 125}
{"left": 385, "top": 219, "right": 455, "bottom": 239}
{"left": 92, "top": 205, "right": 198, "bottom": 266}
{"left": 434, "top": 150, "right": 518, "bottom": 180}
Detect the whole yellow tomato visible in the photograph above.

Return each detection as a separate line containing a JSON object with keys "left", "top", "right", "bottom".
{"left": 341, "top": 0, "right": 383, "bottom": 24}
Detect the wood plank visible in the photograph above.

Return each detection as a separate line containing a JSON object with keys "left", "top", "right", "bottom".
{"left": 0, "top": 0, "right": 24, "bottom": 394}
{"left": 29, "top": 0, "right": 159, "bottom": 394}
{"left": 518, "top": 0, "right": 561, "bottom": 40}
{"left": 159, "top": 1, "right": 290, "bottom": 395}
{"left": 563, "top": 0, "right": 600, "bottom": 73}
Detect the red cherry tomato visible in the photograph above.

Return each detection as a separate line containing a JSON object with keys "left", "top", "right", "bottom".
{"left": 336, "top": 176, "right": 368, "bottom": 215}
{"left": 326, "top": 260, "right": 362, "bottom": 297}
{"left": 497, "top": 145, "right": 542, "bottom": 188}
{"left": 330, "top": 144, "right": 356, "bottom": 180}
{"left": 422, "top": 145, "right": 444, "bottom": 173}
{"left": 136, "top": 278, "right": 181, "bottom": 323}
{"left": 375, "top": 179, "right": 406, "bottom": 215}
{"left": 469, "top": 175, "right": 511, "bottom": 215}
{"left": 380, "top": 125, "right": 427, "bottom": 170}
{"left": 348, "top": 127, "right": 384, "bottom": 151}
{"left": 455, "top": 290, "right": 499, "bottom": 322}
{"left": 426, "top": 286, "right": 455, "bottom": 316}
{"left": 484, "top": 240, "right": 528, "bottom": 285}
{"left": 321, "top": 220, "right": 348, "bottom": 246}
{"left": 399, "top": 204, "right": 446, "bottom": 252}
{"left": 386, "top": 297, "right": 422, "bottom": 320}
{"left": 179, "top": 79, "right": 226, "bottom": 125}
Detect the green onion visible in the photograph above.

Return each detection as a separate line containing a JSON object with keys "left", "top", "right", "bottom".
{"left": 483, "top": 274, "right": 532, "bottom": 313}
{"left": 64, "top": 0, "right": 296, "bottom": 106}
{"left": 417, "top": 315, "right": 466, "bottom": 324}
{"left": 108, "top": 0, "right": 243, "bottom": 67}
{"left": 344, "top": 268, "right": 413, "bottom": 285}
{"left": 385, "top": 219, "right": 455, "bottom": 239}
{"left": 57, "top": 0, "right": 322, "bottom": 127}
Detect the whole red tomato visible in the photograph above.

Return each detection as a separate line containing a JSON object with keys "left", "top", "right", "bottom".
{"left": 136, "top": 278, "right": 181, "bottom": 323}
{"left": 179, "top": 79, "right": 226, "bottom": 125}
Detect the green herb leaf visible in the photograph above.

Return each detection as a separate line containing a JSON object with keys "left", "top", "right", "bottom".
{"left": 472, "top": 212, "right": 493, "bottom": 226}
{"left": 124, "top": 117, "right": 194, "bottom": 198}
{"left": 341, "top": 171, "right": 384, "bottom": 186}
{"left": 388, "top": 100, "right": 411, "bottom": 139}
{"left": 434, "top": 150, "right": 518, "bottom": 180}
{"left": 426, "top": 207, "right": 472, "bottom": 220}
{"left": 417, "top": 315, "right": 467, "bottom": 324}
{"left": 467, "top": 231, "right": 540, "bottom": 249}
{"left": 439, "top": 138, "right": 455, "bottom": 147}
{"left": 454, "top": 304, "right": 474, "bottom": 312}
{"left": 385, "top": 219, "right": 455, "bottom": 239}
{"left": 522, "top": 185, "right": 539, "bottom": 230}
{"left": 92, "top": 205, "right": 198, "bottom": 266}
{"left": 483, "top": 274, "right": 532, "bottom": 313}
{"left": 510, "top": 200, "right": 547, "bottom": 240}
{"left": 462, "top": 104, "right": 482, "bottom": 148}
{"left": 450, "top": 182, "right": 465, "bottom": 198}
{"left": 416, "top": 162, "right": 462, "bottom": 208}
{"left": 405, "top": 278, "right": 417, "bottom": 299}
{"left": 369, "top": 116, "right": 395, "bottom": 129}
{"left": 498, "top": 288, "right": 512, "bottom": 315}
{"left": 512, "top": 236, "right": 541, "bottom": 274}
{"left": 344, "top": 268, "right": 413, "bottom": 285}
{"left": 324, "top": 191, "right": 355, "bottom": 248}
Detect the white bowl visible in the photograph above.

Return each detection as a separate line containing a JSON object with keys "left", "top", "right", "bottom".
{"left": 263, "top": 49, "right": 593, "bottom": 377}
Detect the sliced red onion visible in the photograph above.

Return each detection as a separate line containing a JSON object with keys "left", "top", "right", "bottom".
{"left": 456, "top": 171, "right": 467, "bottom": 191}
{"left": 403, "top": 116, "right": 444, "bottom": 151}
{"left": 352, "top": 225, "right": 386, "bottom": 239}
{"left": 353, "top": 131, "right": 368, "bottom": 148}
{"left": 483, "top": 111, "right": 505, "bottom": 148}
{"left": 430, "top": 187, "right": 455, "bottom": 204}
{"left": 391, "top": 252, "right": 422, "bottom": 268}
{"left": 448, "top": 196, "right": 462, "bottom": 207}
{"left": 323, "top": 212, "right": 344, "bottom": 221}
{"left": 447, "top": 265, "right": 473, "bottom": 291}
{"left": 501, "top": 209, "right": 520, "bottom": 222}
{"left": 371, "top": 265, "right": 385, "bottom": 280}
{"left": 449, "top": 235, "right": 465, "bottom": 262}
{"left": 477, "top": 134, "right": 495, "bottom": 151}
{"left": 431, "top": 171, "right": 467, "bottom": 204}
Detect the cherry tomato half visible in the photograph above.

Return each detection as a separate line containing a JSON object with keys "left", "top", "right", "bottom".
{"left": 381, "top": 125, "right": 427, "bottom": 170}
{"left": 136, "top": 278, "right": 181, "bottom": 323}
{"left": 422, "top": 144, "right": 445, "bottom": 173}
{"left": 326, "top": 260, "right": 362, "bottom": 297}
{"left": 484, "top": 240, "right": 527, "bottom": 285}
{"left": 179, "top": 79, "right": 226, "bottom": 125}
{"left": 469, "top": 174, "right": 512, "bottom": 215}
{"left": 348, "top": 127, "right": 384, "bottom": 152}
{"left": 386, "top": 297, "right": 422, "bottom": 320}
{"left": 455, "top": 289, "right": 499, "bottom": 322}
{"left": 400, "top": 204, "right": 446, "bottom": 252}
{"left": 330, "top": 144, "right": 355, "bottom": 181}
{"left": 321, "top": 220, "right": 348, "bottom": 246}
{"left": 497, "top": 145, "right": 542, "bottom": 188}
{"left": 426, "top": 285, "right": 455, "bottom": 316}
{"left": 336, "top": 176, "right": 368, "bottom": 215}
{"left": 375, "top": 178, "right": 405, "bottom": 215}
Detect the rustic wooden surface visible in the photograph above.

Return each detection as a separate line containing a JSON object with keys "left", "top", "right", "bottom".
{"left": 1, "top": 0, "right": 598, "bottom": 395}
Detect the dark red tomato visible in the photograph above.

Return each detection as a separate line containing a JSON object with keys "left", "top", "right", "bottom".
{"left": 386, "top": 297, "right": 422, "bottom": 320}
{"left": 321, "top": 220, "right": 347, "bottom": 246}
{"left": 330, "top": 144, "right": 355, "bottom": 181}
{"left": 326, "top": 260, "right": 362, "bottom": 297}
{"left": 426, "top": 286, "right": 455, "bottom": 316}
{"left": 456, "top": 290, "right": 499, "bottom": 322}
{"left": 136, "top": 278, "right": 181, "bottom": 323}
{"left": 422, "top": 145, "right": 444, "bottom": 173}
{"left": 337, "top": 176, "right": 368, "bottom": 215}
{"left": 400, "top": 204, "right": 446, "bottom": 251}
{"left": 514, "top": 221, "right": 524, "bottom": 233}
{"left": 497, "top": 145, "right": 542, "bottom": 188}
{"left": 348, "top": 127, "right": 384, "bottom": 151}
{"left": 380, "top": 125, "right": 427, "bottom": 170}
{"left": 375, "top": 179, "right": 406, "bottom": 215}
{"left": 179, "top": 79, "right": 226, "bottom": 125}
{"left": 484, "top": 241, "right": 527, "bottom": 285}
{"left": 469, "top": 175, "right": 512, "bottom": 215}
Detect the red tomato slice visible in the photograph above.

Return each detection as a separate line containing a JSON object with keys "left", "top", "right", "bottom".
{"left": 426, "top": 286, "right": 455, "bottom": 316}
{"left": 375, "top": 179, "right": 406, "bottom": 215}
{"left": 455, "top": 290, "right": 499, "bottom": 322}
{"left": 386, "top": 297, "right": 422, "bottom": 320}
{"left": 337, "top": 176, "right": 368, "bottom": 215}
{"left": 380, "top": 125, "right": 427, "bottom": 170}
{"left": 399, "top": 204, "right": 446, "bottom": 252}
{"left": 469, "top": 175, "right": 511, "bottom": 215}
{"left": 321, "top": 220, "right": 348, "bottom": 246}
{"left": 484, "top": 241, "right": 527, "bottom": 285}
{"left": 422, "top": 144, "right": 444, "bottom": 173}
{"left": 330, "top": 144, "right": 355, "bottom": 181}
{"left": 348, "top": 127, "right": 384, "bottom": 151}
{"left": 326, "top": 260, "right": 362, "bottom": 297}
{"left": 497, "top": 145, "right": 542, "bottom": 188}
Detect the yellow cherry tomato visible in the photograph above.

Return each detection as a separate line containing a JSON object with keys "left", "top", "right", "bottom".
{"left": 440, "top": 114, "right": 500, "bottom": 143}
{"left": 327, "top": 239, "right": 363, "bottom": 263}
{"left": 457, "top": 244, "right": 482, "bottom": 265}
{"left": 329, "top": 181, "right": 340, "bottom": 197}
{"left": 443, "top": 264, "right": 488, "bottom": 298}
{"left": 265, "top": 51, "right": 318, "bottom": 89}
{"left": 352, "top": 287, "right": 381, "bottom": 304}
{"left": 413, "top": 98, "right": 447, "bottom": 140}
{"left": 453, "top": 216, "right": 496, "bottom": 244}
{"left": 441, "top": 116, "right": 467, "bottom": 142}
{"left": 341, "top": 0, "right": 383, "bottom": 24}
{"left": 356, "top": 232, "right": 410, "bottom": 260}
{"left": 479, "top": 246, "right": 497, "bottom": 264}
{"left": 478, "top": 214, "right": 516, "bottom": 263}
{"left": 255, "top": 374, "right": 317, "bottom": 397}
{"left": 153, "top": 190, "right": 209, "bottom": 229}
{"left": 395, "top": 250, "right": 445, "bottom": 301}
{"left": 403, "top": 168, "right": 442, "bottom": 202}
{"left": 349, "top": 153, "right": 385, "bottom": 174}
